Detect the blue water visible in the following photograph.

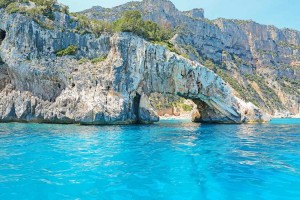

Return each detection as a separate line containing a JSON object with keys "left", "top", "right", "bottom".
{"left": 0, "top": 120, "right": 300, "bottom": 200}
{"left": 270, "top": 118, "right": 300, "bottom": 125}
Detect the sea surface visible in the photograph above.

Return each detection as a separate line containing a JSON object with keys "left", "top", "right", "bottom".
{"left": 0, "top": 119, "right": 299, "bottom": 200}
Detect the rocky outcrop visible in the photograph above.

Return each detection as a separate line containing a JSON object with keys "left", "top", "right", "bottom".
{"left": 81, "top": 0, "right": 300, "bottom": 116}
{"left": 0, "top": 9, "right": 268, "bottom": 124}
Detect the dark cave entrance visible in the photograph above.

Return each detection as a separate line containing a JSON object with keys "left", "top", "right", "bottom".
{"left": 0, "top": 29, "right": 10, "bottom": 91}
{"left": 133, "top": 93, "right": 141, "bottom": 123}
{"left": 0, "top": 29, "right": 6, "bottom": 46}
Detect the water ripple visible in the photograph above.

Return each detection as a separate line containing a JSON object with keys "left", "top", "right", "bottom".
{"left": 0, "top": 122, "right": 299, "bottom": 199}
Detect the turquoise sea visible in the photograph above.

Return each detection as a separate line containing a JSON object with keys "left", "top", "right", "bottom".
{"left": 0, "top": 119, "right": 299, "bottom": 200}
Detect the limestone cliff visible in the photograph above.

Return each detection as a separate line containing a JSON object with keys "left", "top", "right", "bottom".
{"left": 81, "top": 0, "right": 300, "bottom": 116}
{"left": 0, "top": 7, "right": 267, "bottom": 124}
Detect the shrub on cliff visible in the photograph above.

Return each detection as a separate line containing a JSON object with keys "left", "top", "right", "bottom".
{"left": 113, "top": 11, "right": 144, "bottom": 35}
{"left": 2, "top": 0, "right": 68, "bottom": 21}
{"left": 72, "top": 13, "right": 113, "bottom": 35}
{"left": 72, "top": 10, "right": 174, "bottom": 42}
{"left": 91, "top": 56, "right": 107, "bottom": 64}
{"left": 56, "top": 45, "right": 78, "bottom": 57}
{"left": 0, "top": 0, "right": 12, "bottom": 8}
{"left": 113, "top": 10, "right": 174, "bottom": 42}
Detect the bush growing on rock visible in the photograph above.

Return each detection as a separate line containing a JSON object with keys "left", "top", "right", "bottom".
{"left": 113, "top": 10, "right": 174, "bottom": 42}
{"left": 0, "top": 0, "right": 12, "bottom": 8}
{"left": 78, "top": 58, "right": 89, "bottom": 65}
{"left": 72, "top": 10, "right": 174, "bottom": 43}
{"left": 71, "top": 13, "right": 114, "bottom": 35}
{"left": 2, "top": 0, "right": 68, "bottom": 21}
{"left": 56, "top": 45, "right": 78, "bottom": 57}
{"left": 91, "top": 56, "right": 107, "bottom": 64}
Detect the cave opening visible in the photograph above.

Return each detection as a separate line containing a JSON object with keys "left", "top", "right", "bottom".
{"left": 0, "top": 29, "right": 6, "bottom": 46}
{"left": 149, "top": 93, "right": 199, "bottom": 120}
{"left": 133, "top": 93, "right": 141, "bottom": 123}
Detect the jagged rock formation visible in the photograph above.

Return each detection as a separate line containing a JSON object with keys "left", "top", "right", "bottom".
{"left": 81, "top": 0, "right": 300, "bottom": 116}
{"left": 0, "top": 9, "right": 268, "bottom": 124}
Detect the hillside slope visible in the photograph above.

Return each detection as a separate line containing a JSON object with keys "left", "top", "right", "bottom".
{"left": 80, "top": 0, "right": 300, "bottom": 116}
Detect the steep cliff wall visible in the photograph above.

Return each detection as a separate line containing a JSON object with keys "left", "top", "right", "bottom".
{"left": 0, "top": 9, "right": 267, "bottom": 124}
{"left": 81, "top": 0, "right": 300, "bottom": 116}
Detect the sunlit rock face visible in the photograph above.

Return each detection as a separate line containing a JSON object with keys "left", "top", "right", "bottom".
{"left": 0, "top": 9, "right": 268, "bottom": 124}
{"left": 81, "top": 0, "right": 300, "bottom": 116}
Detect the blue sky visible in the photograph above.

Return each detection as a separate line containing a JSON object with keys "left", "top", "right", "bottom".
{"left": 58, "top": 0, "right": 300, "bottom": 31}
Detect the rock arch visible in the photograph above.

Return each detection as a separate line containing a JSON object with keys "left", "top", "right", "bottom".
{"left": 112, "top": 34, "right": 268, "bottom": 124}
{"left": 0, "top": 24, "right": 267, "bottom": 124}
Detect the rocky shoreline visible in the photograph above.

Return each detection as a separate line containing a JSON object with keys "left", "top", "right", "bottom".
{"left": 1, "top": 0, "right": 296, "bottom": 125}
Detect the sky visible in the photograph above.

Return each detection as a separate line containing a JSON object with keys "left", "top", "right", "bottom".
{"left": 58, "top": 0, "right": 300, "bottom": 31}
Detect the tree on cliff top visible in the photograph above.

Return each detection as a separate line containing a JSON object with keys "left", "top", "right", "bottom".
{"left": 0, "top": 0, "right": 56, "bottom": 8}
{"left": 113, "top": 10, "right": 174, "bottom": 42}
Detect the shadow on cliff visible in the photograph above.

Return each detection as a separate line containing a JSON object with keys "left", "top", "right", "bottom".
{"left": 0, "top": 29, "right": 5, "bottom": 45}
{"left": 0, "top": 29, "right": 10, "bottom": 91}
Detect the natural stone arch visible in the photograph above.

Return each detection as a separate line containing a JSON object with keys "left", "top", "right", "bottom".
{"left": 117, "top": 35, "right": 267, "bottom": 124}
{"left": 0, "top": 23, "right": 267, "bottom": 124}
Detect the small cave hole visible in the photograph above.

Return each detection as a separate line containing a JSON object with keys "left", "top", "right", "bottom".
{"left": 133, "top": 93, "right": 141, "bottom": 123}
{"left": 0, "top": 29, "right": 6, "bottom": 46}
{"left": 71, "top": 83, "right": 75, "bottom": 88}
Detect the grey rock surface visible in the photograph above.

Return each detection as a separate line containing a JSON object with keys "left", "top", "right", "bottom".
{"left": 81, "top": 0, "right": 300, "bottom": 116}
{"left": 0, "top": 10, "right": 267, "bottom": 124}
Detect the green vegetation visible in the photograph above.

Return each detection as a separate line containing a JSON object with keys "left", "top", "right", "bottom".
{"left": 91, "top": 56, "right": 107, "bottom": 64}
{"left": 233, "top": 19, "right": 251, "bottom": 25}
{"left": 56, "top": 45, "right": 78, "bottom": 57}
{"left": 278, "top": 41, "right": 300, "bottom": 50}
{"left": 5, "top": 2, "right": 22, "bottom": 14}
{"left": 4, "top": 1, "right": 58, "bottom": 30}
{"left": 181, "top": 104, "right": 193, "bottom": 112}
{"left": 181, "top": 44, "right": 203, "bottom": 61}
{"left": 245, "top": 74, "right": 283, "bottom": 108}
{"left": 33, "top": 18, "right": 54, "bottom": 30}
{"left": 280, "top": 77, "right": 300, "bottom": 95}
{"left": 182, "top": 53, "right": 189, "bottom": 59}
{"left": 3, "top": 0, "right": 61, "bottom": 15}
{"left": 78, "top": 56, "right": 107, "bottom": 64}
{"left": 169, "top": 98, "right": 193, "bottom": 112}
{"left": 153, "top": 41, "right": 179, "bottom": 54}
{"left": 150, "top": 95, "right": 194, "bottom": 112}
{"left": 113, "top": 11, "right": 174, "bottom": 42}
{"left": 203, "top": 59, "right": 217, "bottom": 71}
{"left": 0, "top": 0, "right": 13, "bottom": 8}
{"left": 78, "top": 58, "right": 89, "bottom": 65}
{"left": 3, "top": 2, "right": 177, "bottom": 50}
{"left": 199, "top": 55, "right": 287, "bottom": 111}
{"left": 71, "top": 10, "right": 174, "bottom": 43}
{"left": 257, "top": 49, "right": 277, "bottom": 57}
{"left": 201, "top": 58, "right": 273, "bottom": 108}
{"left": 232, "top": 54, "right": 247, "bottom": 66}
{"left": 201, "top": 18, "right": 215, "bottom": 26}
{"left": 1, "top": 0, "right": 68, "bottom": 29}
{"left": 71, "top": 11, "right": 177, "bottom": 53}
{"left": 71, "top": 13, "right": 113, "bottom": 35}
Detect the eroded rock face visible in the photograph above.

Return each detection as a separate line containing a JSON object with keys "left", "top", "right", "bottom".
{"left": 0, "top": 11, "right": 268, "bottom": 124}
{"left": 81, "top": 0, "right": 300, "bottom": 116}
